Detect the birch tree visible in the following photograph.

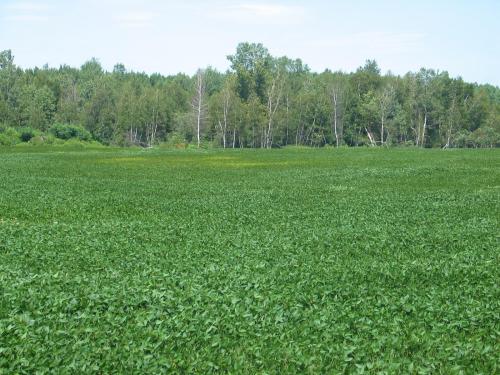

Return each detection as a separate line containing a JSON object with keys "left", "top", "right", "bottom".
{"left": 192, "top": 69, "right": 206, "bottom": 148}
{"left": 377, "top": 84, "right": 396, "bottom": 146}
{"left": 145, "top": 89, "right": 160, "bottom": 148}
{"left": 329, "top": 75, "right": 347, "bottom": 147}
{"left": 212, "top": 78, "right": 234, "bottom": 148}
{"left": 265, "top": 68, "right": 284, "bottom": 148}
{"left": 413, "top": 69, "right": 435, "bottom": 147}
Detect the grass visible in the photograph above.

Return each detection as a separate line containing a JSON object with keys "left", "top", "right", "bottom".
{"left": 0, "top": 147, "right": 498, "bottom": 374}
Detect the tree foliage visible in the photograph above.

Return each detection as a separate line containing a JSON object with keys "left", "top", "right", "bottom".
{"left": 0, "top": 46, "right": 498, "bottom": 148}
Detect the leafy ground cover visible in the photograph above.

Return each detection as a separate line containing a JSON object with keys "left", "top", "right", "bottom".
{"left": 0, "top": 147, "right": 498, "bottom": 373}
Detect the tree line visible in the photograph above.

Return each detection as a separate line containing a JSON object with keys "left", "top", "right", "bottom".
{"left": 0, "top": 43, "right": 498, "bottom": 148}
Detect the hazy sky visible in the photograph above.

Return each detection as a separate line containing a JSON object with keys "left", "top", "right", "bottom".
{"left": 1, "top": 0, "right": 499, "bottom": 85}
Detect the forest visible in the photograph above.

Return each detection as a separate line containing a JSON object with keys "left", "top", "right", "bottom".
{"left": 0, "top": 43, "right": 499, "bottom": 148}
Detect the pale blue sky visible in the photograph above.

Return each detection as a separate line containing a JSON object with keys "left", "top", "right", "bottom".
{"left": 1, "top": 0, "right": 499, "bottom": 85}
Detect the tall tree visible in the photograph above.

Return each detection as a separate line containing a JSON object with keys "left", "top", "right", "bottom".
{"left": 264, "top": 60, "right": 285, "bottom": 148}
{"left": 377, "top": 84, "right": 396, "bottom": 145}
{"left": 192, "top": 69, "right": 207, "bottom": 148}
{"left": 326, "top": 72, "right": 348, "bottom": 147}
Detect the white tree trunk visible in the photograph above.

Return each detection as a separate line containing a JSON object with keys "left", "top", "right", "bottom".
{"left": 218, "top": 120, "right": 226, "bottom": 149}
{"left": 332, "top": 90, "right": 339, "bottom": 147}
{"left": 365, "top": 127, "right": 376, "bottom": 147}
{"left": 380, "top": 115, "right": 384, "bottom": 146}
{"left": 193, "top": 70, "right": 206, "bottom": 148}
{"left": 197, "top": 101, "right": 201, "bottom": 148}
{"left": 265, "top": 71, "right": 283, "bottom": 149}
{"left": 421, "top": 112, "right": 427, "bottom": 148}
{"left": 222, "top": 88, "right": 230, "bottom": 149}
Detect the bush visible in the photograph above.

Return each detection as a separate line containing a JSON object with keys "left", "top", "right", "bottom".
{"left": 0, "top": 127, "right": 19, "bottom": 146}
{"left": 0, "top": 133, "right": 15, "bottom": 146}
{"left": 158, "top": 132, "right": 188, "bottom": 149}
{"left": 49, "top": 123, "right": 92, "bottom": 141}
{"left": 401, "top": 140, "right": 416, "bottom": 147}
{"left": 452, "top": 131, "right": 472, "bottom": 148}
{"left": 28, "top": 135, "right": 60, "bottom": 146}
{"left": 470, "top": 127, "right": 499, "bottom": 148}
{"left": 198, "top": 140, "right": 216, "bottom": 149}
{"left": 19, "top": 127, "right": 36, "bottom": 142}
{"left": 28, "top": 135, "right": 45, "bottom": 146}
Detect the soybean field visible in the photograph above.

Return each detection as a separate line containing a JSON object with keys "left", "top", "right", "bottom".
{"left": 0, "top": 147, "right": 499, "bottom": 374}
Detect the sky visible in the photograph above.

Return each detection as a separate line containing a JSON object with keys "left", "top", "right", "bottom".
{"left": 0, "top": 0, "right": 499, "bottom": 85}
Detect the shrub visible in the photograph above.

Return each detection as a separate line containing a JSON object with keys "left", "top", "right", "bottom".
{"left": 28, "top": 135, "right": 45, "bottom": 146}
{"left": 29, "top": 135, "right": 59, "bottom": 146}
{"left": 451, "top": 130, "right": 471, "bottom": 148}
{"left": 198, "top": 140, "right": 216, "bottom": 149}
{"left": 0, "top": 127, "right": 19, "bottom": 146}
{"left": 49, "top": 123, "right": 92, "bottom": 141}
{"left": 159, "top": 132, "right": 188, "bottom": 149}
{"left": 19, "top": 127, "right": 36, "bottom": 142}
{"left": 0, "top": 133, "right": 14, "bottom": 146}
{"left": 470, "top": 127, "right": 499, "bottom": 148}
{"left": 400, "top": 140, "right": 416, "bottom": 147}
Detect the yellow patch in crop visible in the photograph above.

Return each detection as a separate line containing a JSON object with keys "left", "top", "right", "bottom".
{"left": 206, "top": 156, "right": 237, "bottom": 161}
{"left": 102, "top": 157, "right": 149, "bottom": 163}
{"left": 204, "top": 160, "right": 300, "bottom": 168}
